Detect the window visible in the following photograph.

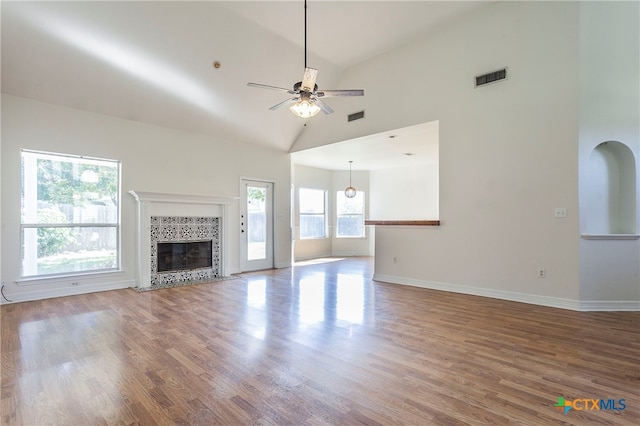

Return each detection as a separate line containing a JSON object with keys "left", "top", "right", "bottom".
{"left": 299, "top": 188, "right": 326, "bottom": 239}
{"left": 336, "top": 191, "right": 365, "bottom": 238}
{"left": 20, "top": 150, "right": 120, "bottom": 278}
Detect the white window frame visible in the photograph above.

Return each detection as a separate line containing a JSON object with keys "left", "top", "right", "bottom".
{"left": 20, "top": 149, "right": 121, "bottom": 279}
{"left": 336, "top": 190, "right": 365, "bottom": 238}
{"left": 299, "top": 188, "right": 327, "bottom": 239}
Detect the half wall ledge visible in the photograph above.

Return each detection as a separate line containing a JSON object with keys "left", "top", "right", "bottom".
{"left": 365, "top": 220, "right": 440, "bottom": 226}
{"left": 581, "top": 234, "right": 640, "bottom": 240}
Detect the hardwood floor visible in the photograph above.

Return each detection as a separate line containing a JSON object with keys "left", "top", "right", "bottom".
{"left": 1, "top": 257, "right": 638, "bottom": 425}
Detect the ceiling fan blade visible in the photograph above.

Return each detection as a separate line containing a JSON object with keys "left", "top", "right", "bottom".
{"left": 248, "top": 82, "right": 296, "bottom": 94}
{"left": 301, "top": 67, "right": 318, "bottom": 92}
{"left": 269, "top": 97, "right": 300, "bottom": 111}
{"left": 314, "top": 99, "right": 334, "bottom": 115}
{"left": 316, "top": 89, "right": 364, "bottom": 98}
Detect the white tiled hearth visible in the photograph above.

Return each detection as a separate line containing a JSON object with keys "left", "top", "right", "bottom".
{"left": 129, "top": 191, "right": 237, "bottom": 289}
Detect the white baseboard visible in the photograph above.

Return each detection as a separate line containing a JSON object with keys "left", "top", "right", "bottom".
{"left": 578, "top": 300, "right": 640, "bottom": 311}
{"left": 294, "top": 252, "right": 371, "bottom": 263}
{"left": 331, "top": 250, "right": 372, "bottom": 257}
{"left": 1, "top": 280, "right": 134, "bottom": 304}
{"left": 294, "top": 252, "right": 334, "bottom": 262}
{"left": 372, "top": 274, "right": 639, "bottom": 312}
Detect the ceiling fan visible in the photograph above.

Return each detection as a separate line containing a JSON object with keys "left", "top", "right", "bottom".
{"left": 247, "top": 0, "right": 364, "bottom": 118}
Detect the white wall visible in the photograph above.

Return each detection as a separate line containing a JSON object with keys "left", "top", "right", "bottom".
{"left": 369, "top": 164, "right": 439, "bottom": 221}
{"left": 0, "top": 111, "right": 2, "bottom": 302}
{"left": 293, "top": 164, "right": 371, "bottom": 261}
{"left": 293, "top": 1, "right": 585, "bottom": 308}
{"left": 578, "top": 1, "right": 640, "bottom": 307}
{"left": 1, "top": 94, "right": 292, "bottom": 303}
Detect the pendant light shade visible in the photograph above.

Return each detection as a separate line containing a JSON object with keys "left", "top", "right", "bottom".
{"left": 345, "top": 186, "right": 357, "bottom": 198}
{"left": 345, "top": 161, "right": 356, "bottom": 198}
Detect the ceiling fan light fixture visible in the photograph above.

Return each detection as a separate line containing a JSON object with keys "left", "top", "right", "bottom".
{"left": 290, "top": 94, "right": 321, "bottom": 118}
{"left": 247, "top": 0, "right": 363, "bottom": 116}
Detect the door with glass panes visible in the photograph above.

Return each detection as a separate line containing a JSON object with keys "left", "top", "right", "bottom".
{"left": 240, "top": 179, "right": 274, "bottom": 271}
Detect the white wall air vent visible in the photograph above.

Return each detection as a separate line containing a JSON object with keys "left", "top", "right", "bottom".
{"left": 475, "top": 68, "right": 507, "bottom": 87}
{"left": 348, "top": 111, "right": 365, "bottom": 122}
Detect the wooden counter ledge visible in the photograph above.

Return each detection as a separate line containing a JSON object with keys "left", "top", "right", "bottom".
{"left": 365, "top": 220, "right": 440, "bottom": 226}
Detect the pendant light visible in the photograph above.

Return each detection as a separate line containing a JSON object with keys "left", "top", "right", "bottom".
{"left": 345, "top": 161, "right": 357, "bottom": 198}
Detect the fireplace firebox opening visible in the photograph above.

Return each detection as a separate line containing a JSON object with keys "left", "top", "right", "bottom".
{"left": 157, "top": 240, "right": 212, "bottom": 273}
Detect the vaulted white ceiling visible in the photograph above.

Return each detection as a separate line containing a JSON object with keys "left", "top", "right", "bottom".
{"left": 2, "top": 1, "right": 490, "bottom": 168}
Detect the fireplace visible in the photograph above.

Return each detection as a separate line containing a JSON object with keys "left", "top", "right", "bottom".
{"left": 157, "top": 240, "right": 213, "bottom": 272}
{"left": 129, "top": 191, "right": 236, "bottom": 289}
{"left": 149, "top": 215, "right": 219, "bottom": 286}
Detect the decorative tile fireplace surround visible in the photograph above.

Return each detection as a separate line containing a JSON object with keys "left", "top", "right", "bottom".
{"left": 129, "top": 191, "right": 236, "bottom": 290}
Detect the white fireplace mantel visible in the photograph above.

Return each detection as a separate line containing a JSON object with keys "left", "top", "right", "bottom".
{"left": 129, "top": 191, "right": 237, "bottom": 206}
{"left": 129, "top": 191, "right": 238, "bottom": 288}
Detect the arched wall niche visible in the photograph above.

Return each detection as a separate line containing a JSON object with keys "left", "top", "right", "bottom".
{"left": 584, "top": 141, "right": 637, "bottom": 235}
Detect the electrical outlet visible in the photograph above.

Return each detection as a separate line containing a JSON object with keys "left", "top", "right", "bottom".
{"left": 538, "top": 269, "right": 546, "bottom": 278}
{"left": 554, "top": 208, "right": 567, "bottom": 218}
{"left": 71, "top": 282, "right": 79, "bottom": 286}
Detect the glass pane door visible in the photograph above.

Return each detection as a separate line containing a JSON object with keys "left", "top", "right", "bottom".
{"left": 247, "top": 185, "right": 267, "bottom": 260}
{"left": 240, "top": 179, "right": 274, "bottom": 271}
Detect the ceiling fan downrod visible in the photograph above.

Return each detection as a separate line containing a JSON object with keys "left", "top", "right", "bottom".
{"left": 304, "top": 0, "right": 308, "bottom": 69}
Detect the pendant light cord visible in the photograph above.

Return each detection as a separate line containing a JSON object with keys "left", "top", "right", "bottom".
{"left": 349, "top": 161, "right": 353, "bottom": 186}
{"left": 304, "top": 0, "right": 308, "bottom": 69}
